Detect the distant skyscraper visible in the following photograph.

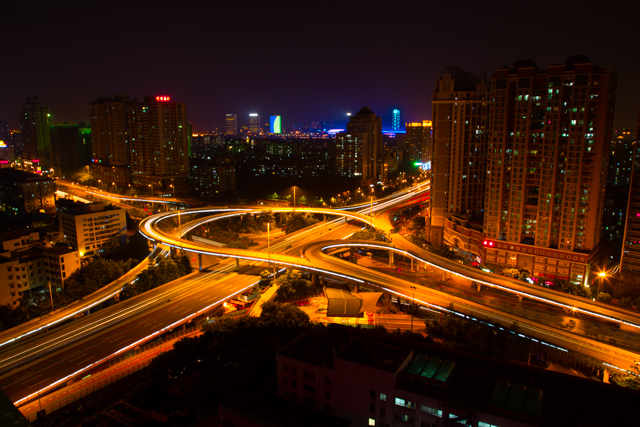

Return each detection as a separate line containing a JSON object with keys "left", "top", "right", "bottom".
{"left": 620, "top": 116, "right": 640, "bottom": 294}
{"left": 19, "top": 97, "right": 51, "bottom": 166}
{"left": 270, "top": 115, "right": 282, "bottom": 134}
{"left": 336, "top": 107, "right": 382, "bottom": 180}
{"left": 431, "top": 67, "right": 489, "bottom": 230}
{"left": 392, "top": 109, "right": 401, "bottom": 131}
{"left": 249, "top": 113, "right": 260, "bottom": 134}
{"left": 225, "top": 114, "right": 237, "bottom": 135}
{"left": 404, "top": 121, "right": 432, "bottom": 164}
{"left": 483, "top": 57, "right": 617, "bottom": 285}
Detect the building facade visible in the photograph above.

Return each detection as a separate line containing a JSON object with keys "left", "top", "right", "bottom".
{"left": 431, "top": 67, "right": 489, "bottom": 231}
{"left": 225, "top": 114, "right": 237, "bottom": 135}
{"left": 336, "top": 107, "right": 383, "bottom": 181}
{"left": 57, "top": 200, "right": 127, "bottom": 257}
{"left": 0, "top": 169, "right": 56, "bottom": 215}
{"left": 43, "top": 247, "right": 80, "bottom": 288}
{"left": 189, "top": 159, "right": 236, "bottom": 198}
{"left": 619, "top": 117, "right": 640, "bottom": 294}
{"left": 335, "top": 133, "right": 363, "bottom": 178}
{"left": 249, "top": 114, "right": 260, "bottom": 134}
{"left": 483, "top": 57, "right": 617, "bottom": 284}
{"left": 89, "top": 95, "right": 189, "bottom": 195}
{"left": 404, "top": 121, "right": 432, "bottom": 164}
{"left": 19, "top": 97, "right": 51, "bottom": 167}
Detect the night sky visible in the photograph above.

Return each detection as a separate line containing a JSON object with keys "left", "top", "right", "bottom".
{"left": 2, "top": 0, "right": 638, "bottom": 132}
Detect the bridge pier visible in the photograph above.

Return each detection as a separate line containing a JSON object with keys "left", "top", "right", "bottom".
{"left": 411, "top": 258, "right": 414, "bottom": 272}
{"left": 350, "top": 250, "right": 354, "bottom": 263}
{"left": 389, "top": 251, "right": 394, "bottom": 266}
{"left": 236, "top": 258, "right": 240, "bottom": 271}
{"left": 198, "top": 253, "right": 203, "bottom": 271}
{"left": 354, "top": 283, "right": 359, "bottom": 293}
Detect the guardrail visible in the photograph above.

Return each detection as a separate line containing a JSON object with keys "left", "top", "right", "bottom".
{"left": 22, "top": 325, "right": 201, "bottom": 422}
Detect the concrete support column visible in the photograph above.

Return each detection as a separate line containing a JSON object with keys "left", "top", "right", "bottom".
{"left": 312, "top": 273, "right": 319, "bottom": 288}
{"left": 354, "top": 283, "right": 359, "bottom": 293}
{"left": 518, "top": 295, "right": 523, "bottom": 302}
{"left": 389, "top": 251, "right": 394, "bottom": 266}
{"left": 350, "top": 250, "right": 354, "bottom": 263}
{"left": 236, "top": 258, "right": 240, "bottom": 271}
{"left": 411, "top": 258, "right": 414, "bottom": 272}
{"left": 198, "top": 253, "right": 203, "bottom": 271}
{"left": 153, "top": 241, "right": 157, "bottom": 250}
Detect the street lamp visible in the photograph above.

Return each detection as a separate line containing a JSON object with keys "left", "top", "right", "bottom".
{"left": 170, "top": 184, "right": 174, "bottom": 197}
{"left": 293, "top": 186, "right": 297, "bottom": 208}
{"left": 148, "top": 184, "right": 153, "bottom": 196}
{"left": 596, "top": 271, "right": 606, "bottom": 300}
{"left": 267, "top": 222, "right": 273, "bottom": 274}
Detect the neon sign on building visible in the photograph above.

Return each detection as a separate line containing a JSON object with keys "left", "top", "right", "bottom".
{"left": 155, "top": 95, "right": 171, "bottom": 102}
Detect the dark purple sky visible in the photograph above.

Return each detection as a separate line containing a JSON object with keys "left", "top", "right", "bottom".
{"left": 2, "top": 1, "right": 638, "bottom": 133}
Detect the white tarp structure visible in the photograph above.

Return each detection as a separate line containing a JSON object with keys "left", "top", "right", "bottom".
{"left": 324, "top": 285, "right": 382, "bottom": 317}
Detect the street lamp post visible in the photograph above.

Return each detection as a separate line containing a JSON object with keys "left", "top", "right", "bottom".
{"left": 596, "top": 271, "right": 606, "bottom": 300}
{"left": 410, "top": 286, "right": 416, "bottom": 332}
{"left": 293, "top": 186, "right": 296, "bottom": 208}
{"left": 370, "top": 195, "right": 373, "bottom": 217}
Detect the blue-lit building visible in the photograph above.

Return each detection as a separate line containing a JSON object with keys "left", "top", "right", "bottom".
{"left": 392, "top": 108, "right": 401, "bottom": 131}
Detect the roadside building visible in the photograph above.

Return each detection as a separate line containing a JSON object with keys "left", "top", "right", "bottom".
{"left": 57, "top": 200, "right": 127, "bottom": 257}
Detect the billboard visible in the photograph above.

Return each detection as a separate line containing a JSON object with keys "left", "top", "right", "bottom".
{"left": 270, "top": 115, "right": 281, "bottom": 134}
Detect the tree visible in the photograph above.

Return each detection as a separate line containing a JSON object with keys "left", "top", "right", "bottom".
{"left": 281, "top": 212, "right": 318, "bottom": 234}
{"left": 273, "top": 269, "right": 313, "bottom": 302}
{"left": 256, "top": 210, "right": 275, "bottom": 225}
{"left": 597, "top": 292, "right": 612, "bottom": 303}
{"left": 611, "top": 361, "right": 640, "bottom": 390}
{"left": 349, "top": 229, "right": 385, "bottom": 241}
{"left": 411, "top": 216, "right": 426, "bottom": 230}
{"left": 260, "top": 300, "right": 310, "bottom": 324}
{"left": 103, "top": 235, "right": 123, "bottom": 254}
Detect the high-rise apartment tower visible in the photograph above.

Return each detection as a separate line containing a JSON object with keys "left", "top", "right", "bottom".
{"left": 431, "top": 67, "right": 489, "bottom": 230}
{"left": 19, "top": 97, "right": 51, "bottom": 167}
{"left": 483, "top": 57, "right": 617, "bottom": 285}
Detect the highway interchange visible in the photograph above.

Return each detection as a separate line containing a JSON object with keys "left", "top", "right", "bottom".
{"left": 3, "top": 180, "right": 640, "bottom": 416}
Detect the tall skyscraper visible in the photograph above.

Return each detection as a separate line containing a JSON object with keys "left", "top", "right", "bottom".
{"left": 619, "top": 116, "right": 640, "bottom": 294}
{"left": 404, "top": 121, "right": 432, "bottom": 164}
{"left": 335, "top": 133, "right": 363, "bottom": 178}
{"left": 483, "top": 57, "right": 617, "bottom": 285}
{"left": 89, "top": 94, "right": 189, "bottom": 194}
{"left": 249, "top": 113, "right": 260, "bottom": 134}
{"left": 270, "top": 115, "right": 282, "bottom": 134}
{"left": 19, "top": 97, "right": 51, "bottom": 167}
{"left": 128, "top": 96, "right": 189, "bottom": 196}
{"left": 225, "top": 114, "right": 237, "bottom": 135}
{"left": 336, "top": 107, "right": 382, "bottom": 180}
{"left": 431, "top": 67, "right": 489, "bottom": 231}
{"left": 90, "top": 95, "right": 133, "bottom": 166}
{"left": 392, "top": 109, "right": 401, "bottom": 131}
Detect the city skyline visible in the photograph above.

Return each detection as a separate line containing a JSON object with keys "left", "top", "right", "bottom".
{"left": 1, "top": 2, "right": 638, "bottom": 132}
